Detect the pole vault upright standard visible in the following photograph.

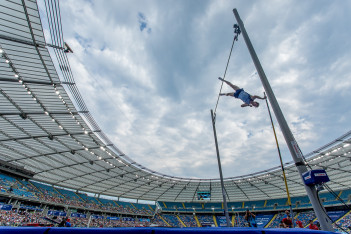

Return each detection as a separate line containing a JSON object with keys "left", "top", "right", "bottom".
{"left": 210, "top": 110, "right": 231, "bottom": 227}
{"left": 233, "top": 9, "right": 333, "bottom": 231}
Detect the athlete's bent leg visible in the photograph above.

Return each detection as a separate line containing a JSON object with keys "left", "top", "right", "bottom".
{"left": 218, "top": 77, "right": 240, "bottom": 90}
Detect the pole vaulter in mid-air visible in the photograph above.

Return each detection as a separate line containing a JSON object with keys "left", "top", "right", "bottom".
{"left": 218, "top": 77, "right": 266, "bottom": 108}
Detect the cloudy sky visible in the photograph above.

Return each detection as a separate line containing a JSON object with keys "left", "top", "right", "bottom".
{"left": 38, "top": 0, "right": 351, "bottom": 179}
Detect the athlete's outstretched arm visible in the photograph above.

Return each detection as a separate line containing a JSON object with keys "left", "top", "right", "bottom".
{"left": 251, "top": 94, "right": 266, "bottom": 100}
{"left": 241, "top": 103, "right": 251, "bottom": 108}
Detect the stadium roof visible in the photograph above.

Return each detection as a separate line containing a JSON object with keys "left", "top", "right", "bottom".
{"left": 1, "top": 0, "right": 351, "bottom": 202}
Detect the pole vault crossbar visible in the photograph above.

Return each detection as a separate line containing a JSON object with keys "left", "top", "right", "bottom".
{"left": 232, "top": 8, "right": 333, "bottom": 231}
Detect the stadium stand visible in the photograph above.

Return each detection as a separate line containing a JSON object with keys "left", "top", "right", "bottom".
{"left": 178, "top": 214, "right": 198, "bottom": 227}
{"left": 0, "top": 0, "right": 350, "bottom": 233}
{"left": 295, "top": 211, "right": 316, "bottom": 227}
{"left": 339, "top": 189, "right": 351, "bottom": 202}
{"left": 197, "top": 214, "right": 215, "bottom": 227}
{"left": 232, "top": 213, "right": 246, "bottom": 227}
{"left": 2, "top": 171, "right": 351, "bottom": 232}
{"left": 97, "top": 197, "right": 116, "bottom": 207}
{"left": 227, "top": 202, "right": 243, "bottom": 211}
{"left": 291, "top": 196, "right": 309, "bottom": 207}
{"left": 204, "top": 202, "right": 222, "bottom": 210}
{"left": 265, "top": 198, "right": 287, "bottom": 209}
{"left": 244, "top": 200, "right": 265, "bottom": 210}
{"left": 153, "top": 214, "right": 169, "bottom": 227}
{"left": 266, "top": 212, "right": 285, "bottom": 228}
{"left": 162, "top": 214, "right": 183, "bottom": 227}
{"left": 56, "top": 188, "right": 81, "bottom": 201}
{"left": 334, "top": 210, "right": 351, "bottom": 231}
{"left": 184, "top": 202, "right": 202, "bottom": 210}
{"left": 2, "top": 171, "right": 351, "bottom": 231}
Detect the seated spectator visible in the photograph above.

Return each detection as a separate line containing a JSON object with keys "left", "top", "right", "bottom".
{"left": 282, "top": 210, "right": 292, "bottom": 228}
{"left": 308, "top": 220, "right": 319, "bottom": 230}
{"left": 65, "top": 218, "right": 71, "bottom": 227}
{"left": 58, "top": 218, "right": 68, "bottom": 227}
{"left": 295, "top": 218, "right": 303, "bottom": 228}
{"left": 278, "top": 220, "right": 285, "bottom": 228}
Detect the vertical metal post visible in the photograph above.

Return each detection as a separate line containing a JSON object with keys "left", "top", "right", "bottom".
{"left": 233, "top": 8, "right": 333, "bottom": 231}
{"left": 210, "top": 109, "right": 230, "bottom": 227}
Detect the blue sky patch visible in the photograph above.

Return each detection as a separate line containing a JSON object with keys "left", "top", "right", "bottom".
{"left": 138, "top": 12, "right": 151, "bottom": 33}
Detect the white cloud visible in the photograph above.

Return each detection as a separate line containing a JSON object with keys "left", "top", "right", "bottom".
{"left": 51, "top": 0, "right": 351, "bottom": 179}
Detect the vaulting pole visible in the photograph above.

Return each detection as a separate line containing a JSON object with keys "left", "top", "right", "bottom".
{"left": 210, "top": 109, "right": 230, "bottom": 227}
{"left": 233, "top": 8, "right": 333, "bottom": 231}
{"left": 264, "top": 94, "right": 294, "bottom": 227}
